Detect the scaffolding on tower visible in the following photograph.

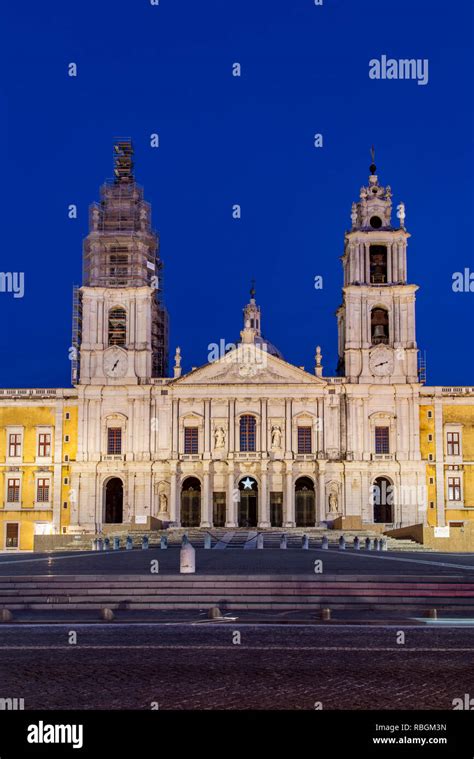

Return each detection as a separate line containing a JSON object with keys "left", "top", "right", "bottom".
{"left": 418, "top": 350, "right": 427, "bottom": 385}
{"left": 71, "top": 285, "right": 82, "bottom": 385}
{"left": 81, "top": 138, "right": 169, "bottom": 377}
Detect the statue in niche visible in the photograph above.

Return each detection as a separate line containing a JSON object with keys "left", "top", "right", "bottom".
{"left": 271, "top": 425, "right": 282, "bottom": 449}
{"left": 328, "top": 492, "right": 338, "bottom": 513}
{"left": 159, "top": 493, "right": 168, "bottom": 514}
{"left": 214, "top": 426, "right": 226, "bottom": 449}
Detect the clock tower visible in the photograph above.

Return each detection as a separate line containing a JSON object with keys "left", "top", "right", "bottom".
{"left": 336, "top": 152, "right": 419, "bottom": 384}
{"left": 75, "top": 140, "right": 168, "bottom": 385}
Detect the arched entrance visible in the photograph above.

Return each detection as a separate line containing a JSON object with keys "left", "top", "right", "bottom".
{"left": 372, "top": 476, "right": 394, "bottom": 523}
{"left": 181, "top": 477, "right": 201, "bottom": 527}
{"left": 104, "top": 478, "right": 123, "bottom": 523}
{"left": 238, "top": 477, "right": 258, "bottom": 527}
{"left": 295, "top": 477, "right": 315, "bottom": 527}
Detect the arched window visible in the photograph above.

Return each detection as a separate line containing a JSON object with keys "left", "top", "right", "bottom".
{"left": 371, "top": 476, "right": 394, "bottom": 523}
{"left": 240, "top": 415, "right": 256, "bottom": 452}
{"left": 108, "top": 307, "right": 127, "bottom": 346}
{"left": 181, "top": 477, "right": 201, "bottom": 527}
{"left": 371, "top": 307, "right": 389, "bottom": 345}
{"left": 295, "top": 477, "right": 315, "bottom": 527}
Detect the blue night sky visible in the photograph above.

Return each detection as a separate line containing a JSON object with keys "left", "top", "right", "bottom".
{"left": 2, "top": 0, "right": 473, "bottom": 387}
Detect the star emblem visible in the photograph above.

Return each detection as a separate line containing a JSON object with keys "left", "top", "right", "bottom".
{"left": 241, "top": 477, "right": 254, "bottom": 490}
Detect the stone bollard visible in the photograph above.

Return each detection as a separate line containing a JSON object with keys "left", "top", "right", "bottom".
{"left": 160, "top": 535, "right": 168, "bottom": 550}
{"left": 321, "top": 536, "right": 329, "bottom": 550}
{"left": 207, "top": 606, "right": 222, "bottom": 620}
{"left": 381, "top": 538, "right": 388, "bottom": 552}
{"left": 426, "top": 608, "right": 438, "bottom": 620}
{"left": 100, "top": 608, "right": 114, "bottom": 622}
{"left": 320, "top": 608, "right": 331, "bottom": 621}
{"left": 302, "top": 534, "right": 309, "bottom": 550}
{"left": 338, "top": 535, "right": 346, "bottom": 551}
{"left": 257, "top": 533, "right": 264, "bottom": 550}
{"left": 113, "top": 536, "right": 121, "bottom": 551}
{"left": 204, "top": 533, "right": 211, "bottom": 550}
{"left": 365, "top": 537, "right": 372, "bottom": 551}
{"left": 91, "top": 538, "right": 98, "bottom": 551}
{"left": 353, "top": 536, "right": 360, "bottom": 551}
{"left": 103, "top": 537, "right": 110, "bottom": 551}
{"left": 142, "top": 535, "right": 149, "bottom": 550}
{"left": 0, "top": 609, "right": 13, "bottom": 623}
{"left": 280, "top": 533, "right": 287, "bottom": 550}
{"left": 182, "top": 533, "right": 189, "bottom": 546}
{"left": 375, "top": 538, "right": 381, "bottom": 551}
{"left": 180, "top": 540, "right": 196, "bottom": 573}
{"left": 97, "top": 538, "right": 103, "bottom": 552}
{"left": 125, "top": 536, "right": 133, "bottom": 550}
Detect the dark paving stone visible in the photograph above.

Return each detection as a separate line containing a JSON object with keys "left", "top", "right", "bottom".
{"left": 0, "top": 547, "right": 474, "bottom": 577}
{"left": 0, "top": 625, "right": 472, "bottom": 710}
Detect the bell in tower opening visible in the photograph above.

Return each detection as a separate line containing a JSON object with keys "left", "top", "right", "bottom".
{"left": 371, "top": 307, "right": 389, "bottom": 345}
{"left": 370, "top": 245, "right": 388, "bottom": 284}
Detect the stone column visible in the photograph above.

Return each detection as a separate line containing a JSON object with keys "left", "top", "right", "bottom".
{"left": 204, "top": 399, "right": 211, "bottom": 457}
{"left": 226, "top": 466, "right": 237, "bottom": 527}
{"left": 318, "top": 465, "right": 325, "bottom": 524}
{"left": 284, "top": 463, "right": 295, "bottom": 527}
{"left": 201, "top": 468, "right": 212, "bottom": 527}
{"left": 387, "top": 243, "right": 392, "bottom": 283}
{"left": 365, "top": 242, "right": 370, "bottom": 283}
{"left": 171, "top": 400, "right": 179, "bottom": 457}
{"left": 169, "top": 467, "right": 178, "bottom": 524}
{"left": 258, "top": 465, "right": 270, "bottom": 528}
{"left": 228, "top": 399, "right": 235, "bottom": 453}
{"left": 317, "top": 397, "right": 324, "bottom": 455}
{"left": 393, "top": 242, "right": 399, "bottom": 283}
{"left": 285, "top": 399, "right": 292, "bottom": 456}
{"left": 261, "top": 399, "right": 267, "bottom": 454}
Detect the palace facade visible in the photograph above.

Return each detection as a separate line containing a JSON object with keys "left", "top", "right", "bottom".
{"left": 1, "top": 143, "right": 473, "bottom": 550}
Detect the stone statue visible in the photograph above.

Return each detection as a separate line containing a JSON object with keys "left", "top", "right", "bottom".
{"left": 351, "top": 202, "right": 357, "bottom": 226}
{"left": 91, "top": 207, "right": 100, "bottom": 231}
{"left": 214, "top": 426, "right": 225, "bottom": 449}
{"left": 328, "top": 492, "right": 338, "bottom": 513}
{"left": 159, "top": 493, "right": 168, "bottom": 514}
{"left": 271, "top": 425, "right": 282, "bottom": 449}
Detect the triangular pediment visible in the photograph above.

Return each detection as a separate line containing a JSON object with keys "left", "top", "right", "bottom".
{"left": 173, "top": 346, "right": 325, "bottom": 386}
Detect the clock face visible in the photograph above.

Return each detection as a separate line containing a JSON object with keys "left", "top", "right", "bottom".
{"left": 369, "top": 348, "right": 394, "bottom": 377}
{"left": 103, "top": 348, "right": 128, "bottom": 378}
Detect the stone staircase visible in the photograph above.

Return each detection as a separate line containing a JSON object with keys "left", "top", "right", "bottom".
{"left": 54, "top": 527, "right": 430, "bottom": 553}
{"left": 0, "top": 574, "right": 472, "bottom": 613}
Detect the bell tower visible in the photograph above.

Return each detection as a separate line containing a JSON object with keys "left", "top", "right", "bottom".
{"left": 336, "top": 150, "right": 419, "bottom": 384}
{"left": 75, "top": 140, "right": 168, "bottom": 385}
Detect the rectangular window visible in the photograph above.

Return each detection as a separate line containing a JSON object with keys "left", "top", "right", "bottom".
{"left": 184, "top": 427, "right": 199, "bottom": 454}
{"left": 375, "top": 426, "right": 390, "bottom": 454}
{"left": 107, "top": 428, "right": 122, "bottom": 455}
{"left": 38, "top": 433, "right": 51, "bottom": 457}
{"left": 7, "top": 479, "right": 20, "bottom": 503}
{"left": 270, "top": 492, "right": 283, "bottom": 527}
{"left": 240, "top": 415, "right": 256, "bottom": 452}
{"left": 297, "top": 427, "right": 312, "bottom": 454}
{"left": 448, "top": 477, "right": 461, "bottom": 501}
{"left": 212, "top": 492, "right": 226, "bottom": 528}
{"left": 8, "top": 433, "right": 21, "bottom": 458}
{"left": 5, "top": 523, "right": 19, "bottom": 548}
{"left": 37, "top": 479, "right": 50, "bottom": 502}
{"left": 447, "top": 431, "right": 460, "bottom": 456}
